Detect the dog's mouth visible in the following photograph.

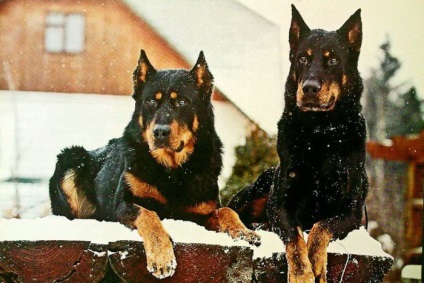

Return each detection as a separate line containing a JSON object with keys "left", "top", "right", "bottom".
{"left": 153, "top": 141, "right": 185, "bottom": 153}
{"left": 298, "top": 96, "right": 336, "bottom": 112}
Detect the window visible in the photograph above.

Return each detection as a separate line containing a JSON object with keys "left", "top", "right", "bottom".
{"left": 45, "top": 12, "right": 85, "bottom": 53}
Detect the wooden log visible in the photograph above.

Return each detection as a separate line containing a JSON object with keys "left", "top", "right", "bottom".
{"left": 0, "top": 241, "right": 108, "bottom": 283}
{"left": 108, "top": 241, "right": 253, "bottom": 283}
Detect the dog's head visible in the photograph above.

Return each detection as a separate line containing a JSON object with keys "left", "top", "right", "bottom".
{"left": 131, "top": 50, "right": 213, "bottom": 168}
{"left": 288, "top": 5, "right": 362, "bottom": 112}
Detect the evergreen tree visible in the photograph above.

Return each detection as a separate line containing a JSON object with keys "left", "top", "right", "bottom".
{"left": 364, "top": 39, "right": 401, "bottom": 141}
{"left": 220, "top": 126, "right": 278, "bottom": 205}
{"left": 364, "top": 39, "right": 423, "bottom": 139}
{"left": 388, "top": 87, "right": 424, "bottom": 137}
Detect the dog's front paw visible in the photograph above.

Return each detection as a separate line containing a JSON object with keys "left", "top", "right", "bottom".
{"left": 146, "top": 244, "right": 177, "bottom": 279}
{"left": 228, "top": 228, "right": 262, "bottom": 246}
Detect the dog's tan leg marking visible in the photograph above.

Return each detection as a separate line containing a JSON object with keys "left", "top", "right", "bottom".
{"left": 307, "top": 222, "right": 333, "bottom": 283}
{"left": 134, "top": 205, "right": 176, "bottom": 279}
{"left": 60, "top": 169, "right": 96, "bottom": 218}
{"left": 206, "top": 207, "right": 261, "bottom": 246}
{"left": 286, "top": 227, "right": 314, "bottom": 283}
{"left": 184, "top": 200, "right": 217, "bottom": 215}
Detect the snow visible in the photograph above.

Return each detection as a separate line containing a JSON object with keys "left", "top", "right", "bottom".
{"left": 0, "top": 216, "right": 392, "bottom": 260}
{"left": 326, "top": 227, "right": 393, "bottom": 258}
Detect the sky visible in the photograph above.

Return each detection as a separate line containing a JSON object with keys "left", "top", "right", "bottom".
{"left": 239, "top": 0, "right": 424, "bottom": 99}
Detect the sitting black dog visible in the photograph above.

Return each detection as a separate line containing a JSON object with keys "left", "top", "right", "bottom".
{"left": 229, "top": 5, "right": 367, "bottom": 282}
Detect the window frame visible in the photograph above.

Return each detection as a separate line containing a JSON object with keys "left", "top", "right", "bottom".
{"left": 44, "top": 11, "right": 86, "bottom": 54}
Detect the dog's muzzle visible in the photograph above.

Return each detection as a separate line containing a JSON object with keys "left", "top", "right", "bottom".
{"left": 152, "top": 124, "right": 184, "bottom": 152}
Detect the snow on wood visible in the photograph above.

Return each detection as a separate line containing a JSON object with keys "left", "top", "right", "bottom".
{"left": 0, "top": 217, "right": 394, "bottom": 282}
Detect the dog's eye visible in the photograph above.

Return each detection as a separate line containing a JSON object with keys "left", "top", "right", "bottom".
{"left": 328, "top": 58, "right": 339, "bottom": 66}
{"left": 147, "top": 99, "right": 157, "bottom": 107}
{"left": 176, "top": 99, "right": 187, "bottom": 107}
{"left": 299, "top": 56, "right": 308, "bottom": 64}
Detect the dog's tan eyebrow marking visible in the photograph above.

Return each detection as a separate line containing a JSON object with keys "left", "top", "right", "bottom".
{"left": 306, "top": 48, "right": 312, "bottom": 56}
{"left": 155, "top": 92, "right": 162, "bottom": 100}
{"left": 170, "top": 91, "right": 178, "bottom": 99}
{"left": 323, "top": 50, "right": 331, "bottom": 57}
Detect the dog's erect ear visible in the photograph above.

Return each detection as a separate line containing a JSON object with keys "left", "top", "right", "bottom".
{"left": 133, "top": 50, "right": 157, "bottom": 96}
{"left": 190, "top": 51, "right": 214, "bottom": 99}
{"left": 337, "top": 9, "right": 362, "bottom": 52}
{"left": 289, "top": 5, "right": 310, "bottom": 60}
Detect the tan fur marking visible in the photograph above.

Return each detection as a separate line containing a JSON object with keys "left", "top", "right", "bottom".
{"left": 184, "top": 201, "right": 217, "bottom": 215}
{"left": 205, "top": 207, "right": 261, "bottom": 246}
{"left": 60, "top": 169, "right": 96, "bottom": 218}
{"left": 342, "top": 74, "right": 348, "bottom": 86}
{"left": 125, "top": 173, "right": 167, "bottom": 204}
{"left": 192, "top": 115, "right": 199, "bottom": 132}
{"left": 323, "top": 51, "right": 330, "bottom": 57}
{"left": 297, "top": 81, "right": 341, "bottom": 112}
{"left": 133, "top": 205, "right": 176, "bottom": 278}
{"left": 147, "top": 120, "right": 196, "bottom": 168}
{"left": 139, "top": 63, "right": 148, "bottom": 83}
{"left": 348, "top": 25, "right": 361, "bottom": 50}
{"left": 286, "top": 227, "right": 314, "bottom": 282}
{"left": 155, "top": 92, "right": 162, "bottom": 100}
{"left": 170, "top": 91, "right": 178, "bottom": 99}
{"left": 138, "top": 115, "right": 143, "bottom": 128}
{"left": 194, "top": 67, "right": 205, "bottom": 87}
{"left": 306, "top": 48, "right": 312, "bottom": 56}
{"left": 290, "top": 22, "right": 301, "bottom": 49}
{"left": 251, "top": 197, "right": 268, "bottom": 219}
{"left": 307, "top": 222, "right": 333, "bottom": 282}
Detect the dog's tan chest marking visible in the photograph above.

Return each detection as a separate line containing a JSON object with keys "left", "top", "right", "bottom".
{"left": 60, "top": 169, "right": 96, "bottom": 218}
{"left": 124, "top": 172, "right": 167, "bottom": 204}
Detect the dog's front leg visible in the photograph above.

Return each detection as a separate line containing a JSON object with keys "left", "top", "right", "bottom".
{"left": 306, "top": 222, "right": 333, "bottom": 283}
{"left": 117, "top": 203, "right": 176, "bottom": 279}
{"left": 285, "top": 227, "right": 315, "bottom": 283}
{"left": 206, "top": 207, "right": 261, "bottom": 246}
{"left": 307, "top": 209, "right": 362, "bottom": 283}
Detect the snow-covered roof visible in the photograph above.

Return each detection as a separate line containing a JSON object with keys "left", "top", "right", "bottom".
{"left": 123, "top": 0, "right": 284, "bottom": 134}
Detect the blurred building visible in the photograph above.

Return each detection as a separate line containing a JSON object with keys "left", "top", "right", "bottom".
{"left": 0, "top": 0, "right": 283, "bottom": 217}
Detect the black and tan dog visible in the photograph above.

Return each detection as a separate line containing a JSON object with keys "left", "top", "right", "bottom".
{"left": 49, "top": 50, "right": 260, "bottom": 279}
{"left": 229, "top": 6, "right": 367, "bottom": 283}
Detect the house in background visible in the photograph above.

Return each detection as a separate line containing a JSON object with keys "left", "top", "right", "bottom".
{"left": 0, "top": 0, "right": 283, "bottom": 217}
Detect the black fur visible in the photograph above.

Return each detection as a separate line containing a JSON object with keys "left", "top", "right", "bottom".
{"left": 50, "top": 51, "right": 223, "bottom": 225}
{"left": 229, "top": 5, "right": 368, "bottom": 242}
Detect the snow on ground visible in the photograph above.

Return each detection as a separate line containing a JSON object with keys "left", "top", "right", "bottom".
{"left": 0, "top": 216, "right": 392, "bottom": 260}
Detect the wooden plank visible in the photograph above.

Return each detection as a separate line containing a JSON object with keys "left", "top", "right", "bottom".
{"left": 0, "top": 241, "right": 108, "bottom": 283}
{"left": 0, "top": 240, "right": 394, "bottom": 282}
{"left": 108, "top": 241, "right": 253, "bottom": 283}
{"left": 253, "top": 252, "right": 394, "bottom": 283}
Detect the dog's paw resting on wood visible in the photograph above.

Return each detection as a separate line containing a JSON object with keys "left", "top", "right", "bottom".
{"left": 50, "top": 50, "right": 260, "bottom": 278}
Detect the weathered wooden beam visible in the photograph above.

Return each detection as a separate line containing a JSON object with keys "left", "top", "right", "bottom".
{"left": 0, "top": 241, "right": 108, "bottom": 282}
{"left": 109, "top": 241, "right": 253, "bottom": 282}
{"left": 0, "top": 218, "right": 394, "bottom": 282}
{"left": 253, "top": 252, "right": 394, "bottom": 283}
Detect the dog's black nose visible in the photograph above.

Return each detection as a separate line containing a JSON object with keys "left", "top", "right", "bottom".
{"left": 153, "top": 124, "right": 171, "bottom": 140}
{"left": 302, "top": 79, "right": 321, "bottom": 96}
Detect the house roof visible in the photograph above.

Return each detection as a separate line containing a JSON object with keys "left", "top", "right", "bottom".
{"left": 123, "top": 0, "right": 284, "bottom": 134}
